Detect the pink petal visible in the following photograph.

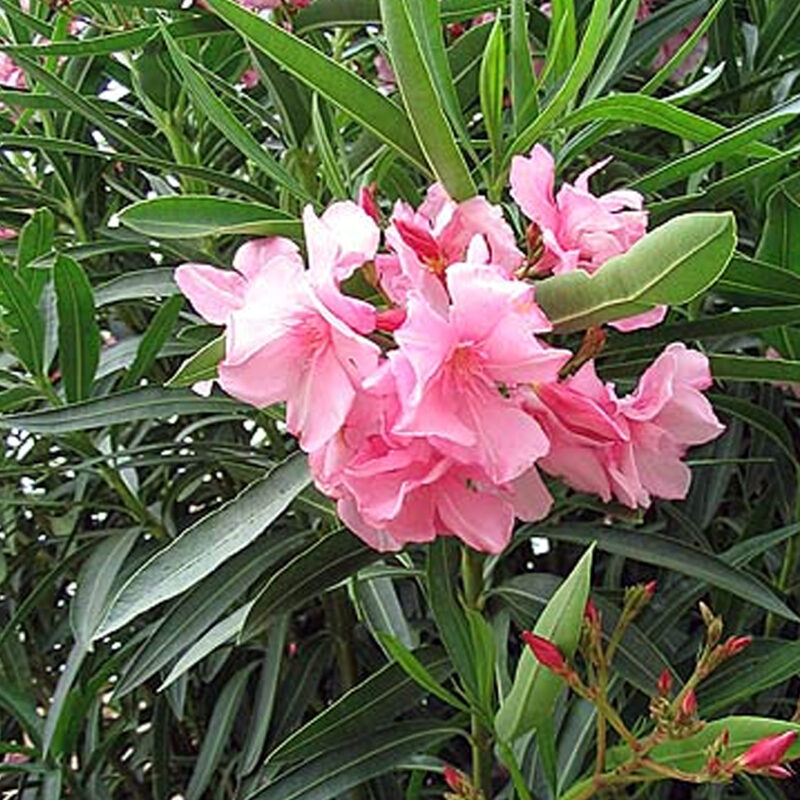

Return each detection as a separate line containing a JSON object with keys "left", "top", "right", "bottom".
{"left": 510, "top": 145, "right": 560, "bottom": 233}
{"left": 609, "top": 305, "right": 667, "bottom": 332}
{"left": 174, "top": 263, "right": 246, "bottom": 325}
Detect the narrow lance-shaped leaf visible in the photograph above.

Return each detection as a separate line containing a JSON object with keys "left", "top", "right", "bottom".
{"left": 535, "top": 212, "right": 737, "bottom": 333}
{"left": 479, "top": 14, "right": 506, "bottom": 174}
{"left": 378, "top": 0, "right": 476, "bottom": 200}
{"left": 0, "top": 256, "right": 45, "bottom": 376}
{"left": 167, "top": 335, "right": 224, "bottom": 388}
{"left": 204, "top": 0, "right": 427, "bottom": 170}
{"left": 495, "top": 545, "right": 594, "bottom": 742}
{"left": 96, "top": 452, "right": 311, "bottom": 638}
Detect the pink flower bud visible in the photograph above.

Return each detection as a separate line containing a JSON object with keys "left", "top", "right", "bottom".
{"left": 680, "top": 689, "right": 697, "bottom": 717}
{"left": 358, "top": 184, "right": 380, "bottom": 224}
{"left": 766, "top": 764, "right": 794, "bottom": 779}
{"left": 723, "top": 635, "right": 752, "bottom": 657}
{"left": 657, "top": 669, "right": 673, "bottom": 696}
{"left": 644, "top": 580, "right": 657, "bottom": 598}
{"left": 522, "top": 631, "right": 566, "bottom": 673}
{"left": 741, "top": 732, "right": 797, "bottom": 771}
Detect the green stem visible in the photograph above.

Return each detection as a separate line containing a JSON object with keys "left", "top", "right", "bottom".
{"left": 461, "top": 546, "right": 493, "bottom": 798}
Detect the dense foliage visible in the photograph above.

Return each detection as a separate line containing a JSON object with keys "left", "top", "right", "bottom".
{"left": 2, "top": 0, "right": 800, "bottom": 798}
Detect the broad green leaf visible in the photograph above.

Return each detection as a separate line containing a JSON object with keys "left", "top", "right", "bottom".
{"left": 0, "top": 257, "right": 45, "bottom": 375}
{"left": 495, "top": 545, "right": 594, "bottom": 742}
{"left": 247, "top": 720, "right": 459, "bottom": 800}
{"left": 53, "top": 255, "right": 101, "bottom": 403}
{"left": 0, "top": 387, "right": 242, "bottom": 433}
{"left": 69, "top": 529, "right": 140, "bottom": 650}
{"left": 186, "top": 664, "right": 257, "bottom": 800}
{"left": 379, "top": 0, "right": 476, "bottom": 199}
{"left": 205, "top": 0, "right": 426, "bottom": 170}
{"left": 120, "top": 296, "right": 183, "bottom": 390}
{"left": 479, "top": 14, "right": 505, "bottom": 172}
{"left": 161, "top": 27, "right": 312, "bottom": 202}
{"left": 119, "top": 196, "right": 301, "bottom": 239}
{"left": 267, "top": 648, "right": 453, "bottom": 765}
{"left": 756, "top": 180, "right": 800, "bottom": 273}
{"left": 242, "top": 530, "right": 379, "bottom": 639}
{"left": 535, "top": 212, "right": 736, "bottom": 333}
{"left": 539, "top": 525, "right": 798, "bottom": 621}
{"left": 96, "top": 452, "right": 310, "bottom": 638}
{"left": 167, "top": 335, "right": 224, "bottom": 388}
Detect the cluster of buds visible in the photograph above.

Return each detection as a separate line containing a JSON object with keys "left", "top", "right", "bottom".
{"left": 705, "top": 730, "right": 797, "bottom": 781}
{"left": 442, "top": 766, "right": 484, "bottom": 800}
{"left": 696, "top": 602, "right": 752, "bottom": 680}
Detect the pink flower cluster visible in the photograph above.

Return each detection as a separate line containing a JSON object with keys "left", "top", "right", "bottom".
{"left": 176, "top": 146, "right": 724, "bottom": 553}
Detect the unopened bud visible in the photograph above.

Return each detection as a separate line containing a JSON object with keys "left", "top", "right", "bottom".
{"left": 443, "top": 766, "right": 464, "bottom": 792}
{"left": 657, "top": 669, "right": 673, "bottom": 697}
{"left": 358, "top": 184, "right": 380, "bottom": 224}
{"left": 680, "top": 689, "right": 697, "bottom": 718}
{"left": 722, "top": 635, "right": 752, "bottom": 658}
{"left": 699, "top": 601, "right": 715, "bottom": 627}
{"left": 766, "top": 764, "right": 794, "bottom": 779}
{"left": 584, "top": 597, "right": 600, "bottom": 628}
{"left": 644, "top": 580, "right": 657, "bottom": 598}
{"left": 740, "top": 731, "right": 797, "bottom": 771}
{"left": 522, "top": 631, "right": 567, "bottom": 673}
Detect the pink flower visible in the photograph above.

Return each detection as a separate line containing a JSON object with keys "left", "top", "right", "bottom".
{"left": 376, "top": 184, "right": 523, "bottom": 310}
{"left": 528, "top": 344, "right": 724, "bottom": 508}
{"left": 0, "top": 52, "right": 26, "bottom": 89}
{"left": 374, "top": 52, "right": 396, "bottom": 93}
{"left": 391, "top": 262, "right": 569, "bottom": 484}
{"left": 176, "top": 210, "right": 380, "bottom": 451}
{"left": 510, "top": 144, "right": 663, "bottom": 332}
{"left": 240, "top": 68, "right": 259, "bottom": 89}
{"left": 0, "top": 228, "right": 16, "bottom": 239}
{"left": 639, "top": 1, "right": 708, "bottom": 81}
{"left": 740, "top": 731, "right": 797, "bottom": 772}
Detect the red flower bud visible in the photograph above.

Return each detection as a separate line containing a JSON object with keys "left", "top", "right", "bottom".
{"left": 722, "top": 635, "right": 752, "bottom": 657}
{"left": 644, "top": 580, "right": 657, "bottom": 598}
{"left": 521, "top": 631, "right": 567, "bottom": 673}
{"left": 741, "top": 731, "right": 797, "bottom": 771}
{"left": 442, "top": 766, "right": 463, "bottom": 792}
{"left": 584, "top": 597, "right": 600, "bottom": 627}
{"left": 680, "top": 689, "right": 697, "bottom": 718}
{"left": 358, "top": 184, "right": 380, "bottom": 224}
{"left": 766, "top": 764, "right": 794, "bottom": 779}
{"left": 657, "top": 669, "right": 673, "bottom": 696}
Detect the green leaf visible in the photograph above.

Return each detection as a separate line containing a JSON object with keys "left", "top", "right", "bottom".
{"left": 69, "top": 529, "right": 141, "bottom": 650}
{"left": 495, "top": 545, "right": 594, "bottom": 742}
{"left": 583, "top": 0, "right": 640, "bottom": 102}
{"left": 378, "top": 0, "right": 476, "bottom": 200}
{"left": 95, "top": 269, "right": 180, "bottom": 307}
{"left": 311, "top": 94, "right": 348, "bottom": 198}
{"left": 378, "top": 634, "right": 467, "bottom": 712}
{"left": 205, "top": 0, "right": 426, "bottom": 170}
{"left": 240, "top": 616, "right": 289, "bottom": 776}
{"left": 0, "top": 682, "right": 43, "bottom": 748}
{"left": 267, "top": 648, "right": 454, "bottom": 765}
{"left": 114, "top": 536, "right": 304, "bottom": 696}
{"left": 539, "top": 525, "right": 798, "bottom": 621}
{"left": 0, "top": 258, "right": 45, "bottom": 376}
{"left": 756, "top": 180, "right": 800, "bottom": 273}
{"left": 119, "top": 196, "right": 301, "bottom": 240}
{"left": 242, "top": 530, "right": 379, "bottom": 639}
{"left": 167, "top": 335, "right": 224, "bottom": 389}
{"left": 160, "top": 605, "right": 251, "bottom": 690}
{"left": 0, "top": 387, "right": 242, "bottom": 434}
{"left": 53, "top": 255, "right": 101, "bottom": 403}
{"left": 535, "top": 212, "right": 736, "bottom": 333}
{"left": 510, "top": 0, "right": 537, "bottom": 133}
{"left": 479, "top": 14, "right": 506, "bottom": 172}
{"left": 120, "top": 296, "right": 183, "bottom": 390}
{"left": 96, "top": 452, "right": 310, "bottom": 638}
{"left": 161, "top": 26, "right": 312, "bottom": 203}
{"left": 186, "top": 664, "right": 257, "bottom": 800}
{"left": 17, "top": 208, "right": 55, "bottom": 271}
{"left": 710, "top": 354, "right": 800, "bottom": 384}
{"left": 717, "top": 255, "right": 800, "bottom": 303}
{"left": 247, "top": 720, "right": 459, "bottom": 800}
{"left": 357, "top": 572, "right": 417, "bottom": 650}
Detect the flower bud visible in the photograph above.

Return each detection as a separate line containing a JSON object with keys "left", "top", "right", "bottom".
{"left": 699, "top": 601, "right": 714, "bottom": 627}
{"left": 657, "top": 669, "right": 673, "bottom": 697}
{"left": 722, "top": 635, "right": 752, "bottom": 658}
{"left": 680, "top": 689, "right": 697, "bottom": 718}
{"left": 766, "top": 764, "right": 794, "bottom": 779}
{"left": 644, "top": 580, "right": 657, "bottom": 598}
{"left": 584, "top": 597, "right": 600, "bottom": 629}
{"left": 358, "top": 184, "right": 380, "bottom": 224}
{"left": 522, "top": 631, "right": 567, "bottom": 673}
{"left": 740, "top": 731, "right": 797, "bottom": 771}
{"left": 443, "top": 766, "right": 464, "bottom": 792}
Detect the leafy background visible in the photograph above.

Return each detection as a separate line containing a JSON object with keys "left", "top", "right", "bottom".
{"left": 2, "top": 0, "right": 800, "bottom": 798}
